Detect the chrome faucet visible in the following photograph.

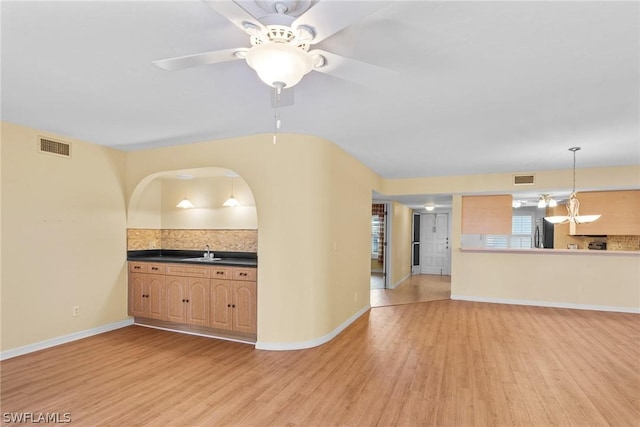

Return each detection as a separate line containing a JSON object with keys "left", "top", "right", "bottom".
{"left": 204, "top": 244, "right": 211, "bottom": 259}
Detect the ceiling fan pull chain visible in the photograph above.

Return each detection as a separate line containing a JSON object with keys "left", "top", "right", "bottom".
{"left": 273, "top": 82, "right": 284, "bottom": 144}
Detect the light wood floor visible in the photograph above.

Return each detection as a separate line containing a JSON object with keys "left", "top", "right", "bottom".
{"left": 371, "top": 274, "right": 451, "bottom": 307}
{"left": 2, "top": 301, "right": 639, "bottom": 426}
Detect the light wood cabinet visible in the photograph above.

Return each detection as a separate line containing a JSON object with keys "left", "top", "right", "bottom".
{"left": 128, "top": 261, "right": 256, "bottom": 337}
{"left": 209, "top": 267, "right": 257, "bottom": 334}
{"left": 128, "top": 265, "right": 165, "bottom": 320}
{"left": 210, "top": 278, "right": 233, "bottom": 330}
{"left": 232, "top": 281, "right": 257, "bottom": 334}
{"left": 165, "top": 265, "right": 210, "bottom": 326}
{"left": 571, "top": 190, "right": 640, "bottom": 236}
{"left": 461, "top": 195, "right": 512, "bottom": 234}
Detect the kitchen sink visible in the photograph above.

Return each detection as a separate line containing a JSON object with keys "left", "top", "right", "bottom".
{"left": 182, "top": 257, "right": 222, "bottom": 262}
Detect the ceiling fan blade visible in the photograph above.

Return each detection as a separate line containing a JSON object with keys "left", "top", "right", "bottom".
{"left": 292, "top": 1, "right": 391, "bottom": 44}
{"left": 309, "top": 49, "right": 396, "bottom": 87}
{"left": 202, "top": 0, "right": 266, "bottom": 35}
{"left": 152, "top": 48, "right": 245, "bottom": 71}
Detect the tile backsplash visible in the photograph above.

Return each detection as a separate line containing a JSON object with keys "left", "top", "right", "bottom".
{"left": 563, "top": 235, "right": 640, "bottom": 251}
{"left": 607, "top": 235, "right": 640, "bottom": 251}
{"left": 127, "top": 229, "right": 161, "bottom": 250}
{"left": 127, "top": 228, "right": 257, "bottom": 252}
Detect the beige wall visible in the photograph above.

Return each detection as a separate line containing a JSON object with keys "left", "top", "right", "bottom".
{"left": 160, "top": 176, "right": 257, "bottom": 230}
{"left": 452, "top": 250, "right": 640, "bottom": 310}
{"left": 3, "top": 118, "right": 639, "bottom": 354}
{"left": 390, "top": 201, "right": 413, "bottom": 287}
{"left": 1, "top": 122, "right": 128, "bottom": 351}
{"left": 379, "top": 165, "right": 640, "bottom": 196}
{"left": 126, "top": 133, "right": 377, "bottom": 346}
{"left": 128, "top": 179, "right": 161, "bottom": 229}
{"left": 384, "top": 172, "right": 640, "bottom": 311}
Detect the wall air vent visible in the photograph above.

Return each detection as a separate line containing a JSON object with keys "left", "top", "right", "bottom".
{"left": 38, "top": 137, "right": 71, "bottom": 158}
{"left": 513, "top": 174, "right": 535, "bottom": 186}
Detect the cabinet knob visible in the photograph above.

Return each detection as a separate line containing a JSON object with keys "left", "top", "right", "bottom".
{"left": 227, "top": 304, "right": 231, "bottom": 308}
{"left": 232, "top": 304, "right": 236, "bottom": 308}
{"left": 134, "top": 266, "right": 141, "bottom": 269}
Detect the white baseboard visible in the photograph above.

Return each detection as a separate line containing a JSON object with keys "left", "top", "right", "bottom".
{"left": 450, "top": 295, "right": 640, "bottom": 314}
{"left": 133, "top": 322, "right": 255, "bottom": 346}
{"left": 0, "top": 318, "right": 134, "bottom": 361}
{"left": 390, "top": 274, "right": 411, "bottom": 289}
{"left": 255, "top": 304, "right": 370, "bottom": 351}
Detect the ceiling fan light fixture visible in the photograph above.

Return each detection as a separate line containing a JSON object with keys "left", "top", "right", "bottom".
{"left": 245, "top": 42, "right": 313, "bottom": 88}
{"left": 295, "top": 24, "right": 316, "bottom": 42}
{"left": 311, "top": 53, "right": 326, "bottom": 68}
{"left": 242, "top": 21, "right": 264, "bottom": 38}
{"left": 233, "top": 49, "right": 248, "bottom": 59}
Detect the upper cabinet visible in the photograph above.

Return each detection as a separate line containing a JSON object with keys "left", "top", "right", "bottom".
{"left": 570, "top": 190, "right": 640, "bottom": 236}
{"left": 462, "top": 195, "right": 512, "bottom": 234}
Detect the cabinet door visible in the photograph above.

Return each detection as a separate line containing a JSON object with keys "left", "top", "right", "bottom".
{"left": 147, "top": 274, "right": 165, "bottom": 320}
{"left": 233, "top": 281, "right": 257, "bottom": 334}
{"left": 165, "top": 277, "right": 187, "bottom": 323}
{"left": 129, "top": 273, "right": 146, "bottom": 317}
{"left": 210, "top": 280, "right": 233, "bottom": 331}
{"left": 187, "top": 278, "right": 209, "bottom": 326}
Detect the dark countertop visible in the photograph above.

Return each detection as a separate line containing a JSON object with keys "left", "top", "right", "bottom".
{"left": 127, "top": 250, "right": 257, "bottom": 267}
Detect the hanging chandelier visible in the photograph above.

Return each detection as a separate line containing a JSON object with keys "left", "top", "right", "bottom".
{"left": 544, "top": 147, "right": 601, "bottom": 224}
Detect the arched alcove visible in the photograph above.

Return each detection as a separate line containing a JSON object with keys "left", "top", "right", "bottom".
{"left": 127, "top": 167, "right": 257, "bottom": 232}
{"left": 125, "top": 133, "right": 374, "bottom": 350}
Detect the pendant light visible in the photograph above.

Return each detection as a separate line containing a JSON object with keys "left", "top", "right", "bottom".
{"left": 544, "top": 147, "right": 600, "bottom": 224}
{"left": 223, "top": 176, "right": 240, "bottom": 207}
{"left": 176, "top": 174, "right": 195, "bottom": 209}
{"left": 176, "top": 198, "right": 195, "bottom": 209}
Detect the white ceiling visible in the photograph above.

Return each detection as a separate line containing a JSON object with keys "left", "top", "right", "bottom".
{"left": 2, "top": 1, "right": 639, "bottom": 207}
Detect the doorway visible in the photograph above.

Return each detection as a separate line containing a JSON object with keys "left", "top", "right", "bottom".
{"left": 420, "top": 213, "right": 451, "bottom": 276}
{"left": 371, "top": 203, "right": 387, "bottom": 289}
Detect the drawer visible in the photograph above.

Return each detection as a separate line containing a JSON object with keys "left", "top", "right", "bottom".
{"left": 147, "top": 263, "right": 166, "bottom": 274}
{"left": 210, "top": 267, "right": 232, "bottom": 280}
{"left": 165, "top": 263, "right": 210, "bottom": 278}
{"left": 233, "top": 268, "right": 256, "bottom": 282}
{"left": 129, "top": 262, "right": 166, "bottom": 274}
{"left": 129, "top": 262, "right": 148, "bottom": 273}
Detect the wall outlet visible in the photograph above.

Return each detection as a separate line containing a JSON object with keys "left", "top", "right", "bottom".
{"left": 72, "top": 306, "right": 80, "bottom": 317}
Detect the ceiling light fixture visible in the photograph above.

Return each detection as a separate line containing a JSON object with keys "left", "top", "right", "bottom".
{"left": 176, "top": 174, "right": 195, "bottom": 209}
{"left": 425, "top": 204, "right": 435, "bottom": 211}
{"left": 544, "top": 147, "right": 600, "bottom": 225}
{"left": 244, "top": 25, "right": 316, "bottom": 88}
{"left": 512, "top": 200, "right": 522, "bottom": 208}
{"left": 537, "top": 194, "right": 557, "bottom": 209}
{"left": 223, "top": 176, "right": 240, "bottom": 207}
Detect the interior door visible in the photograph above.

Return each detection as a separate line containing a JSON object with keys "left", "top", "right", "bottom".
{"left": 420, "top": 213, "right": 451, "bottom": 275}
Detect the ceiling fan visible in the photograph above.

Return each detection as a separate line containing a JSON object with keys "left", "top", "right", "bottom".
{"left": 152, "top": 0, "right": 393, "bottom": 92}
